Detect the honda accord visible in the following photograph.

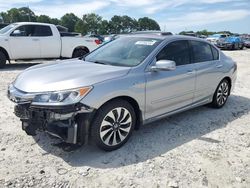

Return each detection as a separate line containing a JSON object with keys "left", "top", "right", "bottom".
{"left": 8, "top": 34, "right": 237, "bottom": 151}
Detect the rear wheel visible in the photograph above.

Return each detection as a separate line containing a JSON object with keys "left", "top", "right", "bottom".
{"left": 72, "top": 48, "right": 88, "bottom": 58}
{"left": 91, "top": 100, "right": 136, "bottom": 151}
{"left": 211, "top": 79, "right": 230, "bottom": 108}
{"left": 0, "top": 51, "right": 7, "bottom": 68}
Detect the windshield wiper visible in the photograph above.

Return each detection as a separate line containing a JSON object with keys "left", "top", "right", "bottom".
{"left": 93, "top": 61, "right": 110, "bottom": 65}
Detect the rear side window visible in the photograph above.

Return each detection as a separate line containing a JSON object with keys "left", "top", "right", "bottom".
{"left": 190, "top": 41, "right": 213, "bottom": 63}
{"left": 156, "top": 40, "right": 190, "bottom": 66}
{"left": 33, "top": 25, "right": 52, "bottom": 37}
{"left": 211, "top": 46, "right": 219, "bottom": 60}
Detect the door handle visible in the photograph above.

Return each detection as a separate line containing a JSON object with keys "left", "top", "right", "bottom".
{"left": 216, "top": 64, "right": 223, "bottom": 68}
{"left": 32, "top": 39, "right": 39, "bottom": 41}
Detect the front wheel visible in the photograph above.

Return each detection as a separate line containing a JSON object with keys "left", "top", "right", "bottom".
{"left": 91, "top": 100, "right": 136, "bottom": 151}
{"left": 210, "top": 79, "right": 230, "bottom": 108}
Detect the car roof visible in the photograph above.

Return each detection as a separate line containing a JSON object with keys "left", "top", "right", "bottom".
{"left": 121, "top": 34, "right": 207, "bottom": 42}
{"left": 13, "top": 22, "right": 54, "bottom": 27}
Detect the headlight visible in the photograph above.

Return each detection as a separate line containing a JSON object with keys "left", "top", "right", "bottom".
{"left": 32, "top": 87, "right": 92, "bottom": 106}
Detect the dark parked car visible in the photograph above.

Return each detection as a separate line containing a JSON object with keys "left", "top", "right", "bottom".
{"left": 243, "top": 38, "right": 250, "bottom": 48}
{"left": 216, "top": 36, "right": 244, "bottom": 50}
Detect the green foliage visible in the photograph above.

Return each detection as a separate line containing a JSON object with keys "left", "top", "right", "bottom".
{"left": 138, "top": 17, "right": 160, "bottom": 31}
{"left": 0, "top": 7, "right": 161, "bottom": 34}
{"left": 50, "top": 18, "right": 61, "bottom": 25}
{"left": 180, "top": 30, "right": 234, "bottom": 36}
{"left": 60, "top": 13, "right": 80, "bottom": 32}
{"left": 99, "top": 20, "right": 110, "bottom": 35}
{"left": 82, "top": 13, "right": 103, "bottom": 34}
{"left": 0, "top": 12, "right": 10, "bottom": 23}
{"left": 36, "top": 15, "right": 51, "bottom": 23}
{"left": 109, "top": 15, "right": 138, "bottom": 34}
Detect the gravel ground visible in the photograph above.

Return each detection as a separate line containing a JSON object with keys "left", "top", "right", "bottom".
{"left": 0, "top": 49, "right": 250, "bottom": 188}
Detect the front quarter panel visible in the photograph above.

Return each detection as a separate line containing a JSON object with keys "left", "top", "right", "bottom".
{"left": 80, "top": 70, "right": 146, "bottom": 119}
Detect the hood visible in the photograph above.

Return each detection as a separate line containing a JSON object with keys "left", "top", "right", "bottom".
{"left": 13, "top": 59, "right": 131, "bottom": 93}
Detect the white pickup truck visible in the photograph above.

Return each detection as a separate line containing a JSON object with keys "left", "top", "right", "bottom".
{"left": 0, "top": 22, "right": 100, "bottom": 68}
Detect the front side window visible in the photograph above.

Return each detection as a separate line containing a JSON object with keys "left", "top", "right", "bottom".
{"left": 85, "top": 37, "right": 162, "bottom": 67}
{"left": 11, "top": 25, "right": 35, "bottom": 37}
{"left": 156, "top": 40, "right": 190, "bottom": 66}
{"left": 190, "top": 40, "right": 213, "bottom": 63}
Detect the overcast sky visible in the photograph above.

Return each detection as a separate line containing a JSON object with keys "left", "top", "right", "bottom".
{"left": 0, "top": 0, "right": 250, "bottom": 33}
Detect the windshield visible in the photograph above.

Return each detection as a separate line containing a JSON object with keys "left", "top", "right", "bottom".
{"left": 85, "top": 36, "right": 162, "bottom": 67}
{"left": 0, "top": 24, "right": 17, "bottom": 34}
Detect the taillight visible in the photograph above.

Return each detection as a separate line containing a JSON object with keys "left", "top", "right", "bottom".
{"left": 95, "top": 39, "right": 102, "bottom": 45}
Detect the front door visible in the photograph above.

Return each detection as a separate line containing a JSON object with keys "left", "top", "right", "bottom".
{"left": 145, "top": 40, "right": 195, "bottom": 119}
{"left": 8, "top": 25, "right": 41, "bottom": 59}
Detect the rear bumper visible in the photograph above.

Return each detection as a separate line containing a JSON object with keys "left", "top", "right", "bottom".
{"left": 14, "top": 103, "right": 95, "bottom": 144}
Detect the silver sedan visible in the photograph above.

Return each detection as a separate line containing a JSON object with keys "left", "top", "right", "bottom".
{"left": 8, "top": 34, "right": 237, "bottom": 151}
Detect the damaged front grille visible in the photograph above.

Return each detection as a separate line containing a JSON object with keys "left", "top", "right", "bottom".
{"left": 14, "top": 104, "right": 30, "bottom": 119}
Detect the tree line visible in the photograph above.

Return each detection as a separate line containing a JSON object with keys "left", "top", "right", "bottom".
{"left": 0, "top": 7, "right": 161, "bottom": 35}
{"left": 179, "top": 30, "right": 234, "bottom": 36}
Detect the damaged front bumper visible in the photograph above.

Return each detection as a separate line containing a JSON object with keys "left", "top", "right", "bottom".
{"left": 14, "top": 103, "right": 95, "bottom": 144}
{"left": 8, "top": 86, "right": 95, "bottom": 144}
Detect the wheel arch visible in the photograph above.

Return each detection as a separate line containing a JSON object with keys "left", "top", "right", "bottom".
{"left": 215, "top": 77, "right": 232, "bottom": 96}
{"left": 95, "top": 96, "right": 142, "bottom": 130}
{"left": 72, "top": 46, "right": 90, "bottom": 56}
{"left": 223, "top": 76, "right": 232, "bottom": 95}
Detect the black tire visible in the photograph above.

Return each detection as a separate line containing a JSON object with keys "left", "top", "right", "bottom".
{"left": 0, "top": 51, "right": 7, "bottom": 68}
{"left": 210, "top": 79, "right": 230, "bottom": 108}
{"left": 91, "top": 99, "right": 136, "bottom": 151}
{"left": 231, "top": 44, "right": 235, "bottom": 50}
{"left": 72, "top": 48, "right": 88, "bottom": 58}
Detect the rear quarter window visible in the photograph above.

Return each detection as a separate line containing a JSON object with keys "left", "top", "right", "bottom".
{"left": 33, "top": 25, "right": 52, "bottom": 37}
{"left": 211, "top": 46, "right": 219, "bottom": 60}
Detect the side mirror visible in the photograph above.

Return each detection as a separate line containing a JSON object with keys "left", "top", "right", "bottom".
{"left": 151, "top": 60, "right": 176, "bottom": 71}
{"left": 11, "top": 30, "right": 22, "bottom": 36}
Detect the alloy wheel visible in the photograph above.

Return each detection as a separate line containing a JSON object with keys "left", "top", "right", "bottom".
{"left": 216, "top": 81, "right": 229, "bottom": 106}
{"left": 99, "top": 107, "right": 132, "bottom": 146}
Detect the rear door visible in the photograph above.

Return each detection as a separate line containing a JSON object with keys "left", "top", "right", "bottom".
{"left": 9, "top": 25, "right": 41, "bottom": 59}
{"left": 145, "top": 40, "right": 196, "bottom": 119}
{"left": 34, "top": 25, "right": 61, "bottom": 58}
{"left": 189, "top": 40, "right": 220, "bottom": 103}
